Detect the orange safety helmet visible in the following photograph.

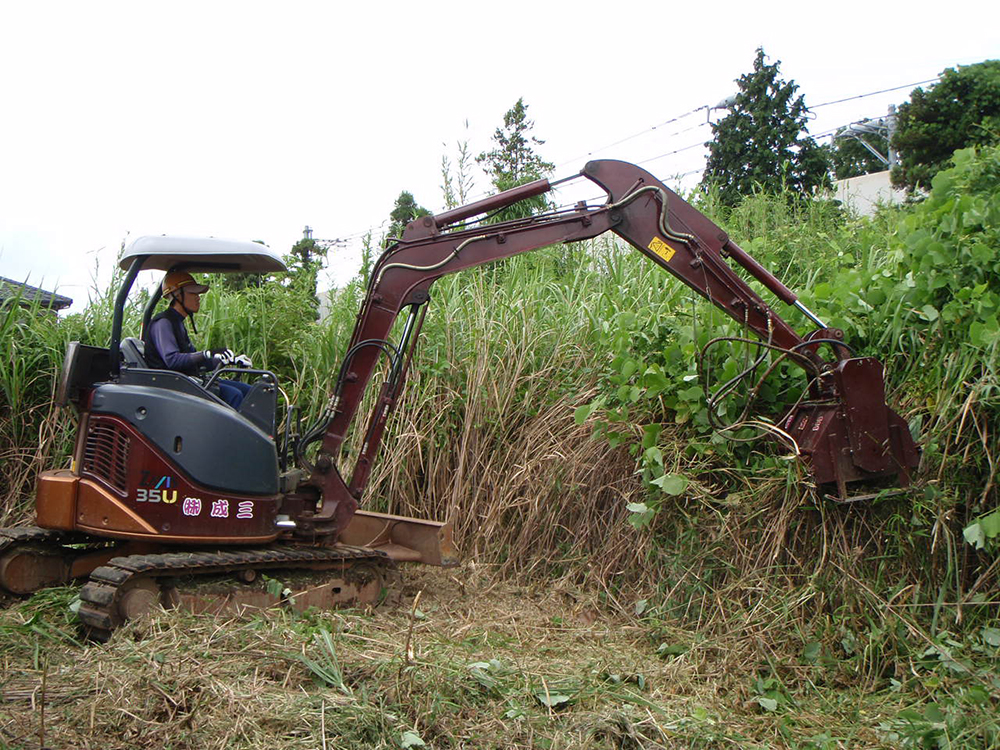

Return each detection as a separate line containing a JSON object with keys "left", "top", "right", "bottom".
{"left": 162, "top": 271, "right": 209, "bottom": 298}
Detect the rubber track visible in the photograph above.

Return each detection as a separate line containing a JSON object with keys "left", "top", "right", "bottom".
{"left": 0, "top": 525, "right": 73, "bottom": 555}
{"left": 78, "top": 544, "right": 391, "bottom": 641}
{"left": 1, "top": 526, "right": 80, "bottom": 602}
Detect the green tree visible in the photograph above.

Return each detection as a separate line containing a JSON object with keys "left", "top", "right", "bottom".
{"left": 477, "top": 98, "right": 554, "bottom": 221}
{"left": 388, "top": 191, "right": 431, "bottom": 239}
{"left": 825, "top": 132, "right": 891, "bottom": 180}
{"left": 284, "top": 235, "right": 328, "bottom": 320}
{"left": 702, "top": 48, "right": 830, "bottom": 207}
{"left": 892, "top": 59, "right": 1000, "bottom": 191}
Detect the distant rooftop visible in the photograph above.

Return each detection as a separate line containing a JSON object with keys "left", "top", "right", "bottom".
{"left": 0, "top": 277, "right": 74, "bottom": 311}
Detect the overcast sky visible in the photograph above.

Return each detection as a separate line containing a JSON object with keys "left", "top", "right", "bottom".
{"left": 1, "top": 1, "right": 996, "bottom": 312}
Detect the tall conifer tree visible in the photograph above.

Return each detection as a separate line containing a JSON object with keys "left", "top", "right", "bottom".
{"left": 703, "top": 49, "right": 830, "bottom": 206}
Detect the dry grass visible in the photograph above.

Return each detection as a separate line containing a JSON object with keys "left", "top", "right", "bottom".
{"left": 373, "top": 385, "right": 647, "bottom": 585}
{"left": 0, "top": 398, "right": 67, "bottom": 528}
{"left": 1, "top": 566, "right": 916, "bottom": 750}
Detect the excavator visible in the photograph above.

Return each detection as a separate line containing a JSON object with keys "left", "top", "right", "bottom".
{"left": 0, "top": 160, "right": 920, "bottom": 639}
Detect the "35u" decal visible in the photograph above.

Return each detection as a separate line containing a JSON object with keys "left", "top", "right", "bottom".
{"left": 136, "top": 488, "right": 178, "bottom": 504}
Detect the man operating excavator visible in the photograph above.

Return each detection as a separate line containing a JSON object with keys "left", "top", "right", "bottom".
{"left": 143, "top": 271, "right": 253, "bottom": 408}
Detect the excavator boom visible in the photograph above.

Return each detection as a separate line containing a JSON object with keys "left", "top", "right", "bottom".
{"left": 292, "top": 160, "right": 919, "bottom": 537}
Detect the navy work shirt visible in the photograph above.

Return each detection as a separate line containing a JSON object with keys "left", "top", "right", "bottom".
{"left": 143, "top": 307, "right": 206, "bottom": 375}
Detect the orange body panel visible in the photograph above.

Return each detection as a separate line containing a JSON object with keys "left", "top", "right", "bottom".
{"left": 76, "top": 479, "right": 159, "bottom": 535}
{"left": 35, "top": 469, "right": 79, "bottom": 530}
{"left": 36, "top": 457, "right": 282, "bottom": 546}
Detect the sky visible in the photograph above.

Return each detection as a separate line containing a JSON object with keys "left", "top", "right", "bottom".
{"left": 0, "top": 1, "right": 997, "bottom": 313}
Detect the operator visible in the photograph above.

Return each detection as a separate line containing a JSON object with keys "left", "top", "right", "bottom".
{"left": 144, "top": 271, "right": 254, "bottom": 409}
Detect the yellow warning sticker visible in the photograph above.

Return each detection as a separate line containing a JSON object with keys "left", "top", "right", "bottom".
{"left": 648, "top": 236, "right": 676, "bottom": 263}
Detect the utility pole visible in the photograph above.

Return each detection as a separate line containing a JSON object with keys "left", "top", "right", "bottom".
{"left": 886, "top": 105, "right": 898, "bottom": 169}
{"left": 301, "top": 224, "right": 346, "bottom": 252}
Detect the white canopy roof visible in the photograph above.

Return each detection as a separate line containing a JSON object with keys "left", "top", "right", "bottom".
{"left": 119, "top": 235, "right": 287, "bottom": 274}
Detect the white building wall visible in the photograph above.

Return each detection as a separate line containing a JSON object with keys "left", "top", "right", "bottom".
{"left": 832, "top": 171, "right": 906, "bottom": 216}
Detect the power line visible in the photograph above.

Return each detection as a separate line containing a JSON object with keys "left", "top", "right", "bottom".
{"left": 637, "top": 141, "right": 706, "bottom": 167}
{"left": 811, "top": 78, "right": 938, "bottom": 109}
{"left": 555, "top": 105, "right": 708, "bottom": 168}
{"left": 553, "top": 77, "right": 938, "bottom": 174}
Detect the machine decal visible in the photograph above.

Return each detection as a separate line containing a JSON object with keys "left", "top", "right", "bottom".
{"left": 177, "top": 497, "right": 253, "bottom": 520}
{"left": 136, "top": 488, "right": 179, "bottom": 504}
{"left": 140, "top": 472, "right": 174, "bottom": 489}
{"left": 648, "top": 237, "right": 676, "bottom": 264}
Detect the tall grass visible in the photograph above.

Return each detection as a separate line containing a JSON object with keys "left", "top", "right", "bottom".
{"left": 0, "top": 296, "right": 74, "bottom": 524}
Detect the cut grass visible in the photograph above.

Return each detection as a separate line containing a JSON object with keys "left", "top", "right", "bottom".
{"left": 4, "top": 566, "right": 996, "bottom": 749}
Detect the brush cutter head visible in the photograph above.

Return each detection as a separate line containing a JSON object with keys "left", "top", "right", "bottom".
{"left": 782, "top": 357, "right": 920, "bottom": 501}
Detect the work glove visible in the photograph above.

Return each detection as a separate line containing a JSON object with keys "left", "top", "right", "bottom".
{"left": 233, "top": 353, "right": 253, "bottom": 368}
{"left": 204, "top": 348, "right": 234, "bottom": 367}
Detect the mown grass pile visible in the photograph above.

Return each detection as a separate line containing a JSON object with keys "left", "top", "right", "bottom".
{"left": 2, "top": 145, "right": 999, "bottom": 747}
{"left": 8, "top": 568, "right": 991, "bottom": 749}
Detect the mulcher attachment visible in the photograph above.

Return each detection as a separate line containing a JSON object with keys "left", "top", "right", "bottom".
{"left": 782, "top": 357, "right": 920, "bottom": 501}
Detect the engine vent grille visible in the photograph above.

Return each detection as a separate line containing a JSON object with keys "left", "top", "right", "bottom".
{"left": 83, "top": 419, "right": 131, "bottom": 494}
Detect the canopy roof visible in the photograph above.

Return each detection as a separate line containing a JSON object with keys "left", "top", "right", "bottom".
{"left": 119, "top": 235, "right": 287, "bottom": 274}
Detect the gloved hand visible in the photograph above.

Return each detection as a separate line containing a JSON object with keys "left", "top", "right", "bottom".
{"left": 233, "top": 353, "right": 253, "bottom": 368}
{"left": 204, "top": 348, "right": 234, "bottom": 367}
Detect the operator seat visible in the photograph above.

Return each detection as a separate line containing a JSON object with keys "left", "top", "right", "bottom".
{"left": 120, "top": 337, "right": 148, "bottom": 368}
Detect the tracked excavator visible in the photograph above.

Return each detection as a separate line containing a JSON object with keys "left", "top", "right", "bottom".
{"left": 0, "top": 160, "right": 920, "bottom": 639}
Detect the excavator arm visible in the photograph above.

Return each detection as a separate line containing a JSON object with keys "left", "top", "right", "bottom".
{"left": 290, "top": 160, "right": 919, "bottom": 538}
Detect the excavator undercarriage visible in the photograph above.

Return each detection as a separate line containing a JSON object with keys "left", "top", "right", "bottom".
{"left": 0, "top": 517, "right": 438, "bottom": 641}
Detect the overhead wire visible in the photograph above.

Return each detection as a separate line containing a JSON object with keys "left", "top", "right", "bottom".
{"left": 810, "top": 77, "right": 939, "bottom": 109}
{"left": 635, "top": 141, "right": 707, "bottom": 167}
{"left": 555, "top": 105, "right": 708, "bottom": 168}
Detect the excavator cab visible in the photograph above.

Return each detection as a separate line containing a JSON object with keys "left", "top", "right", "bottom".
{"left": 36, "top": 236, "right": 291, "bottom": 545}
{"left": 57, "top": 236, "right": 287, "bottom": 405}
